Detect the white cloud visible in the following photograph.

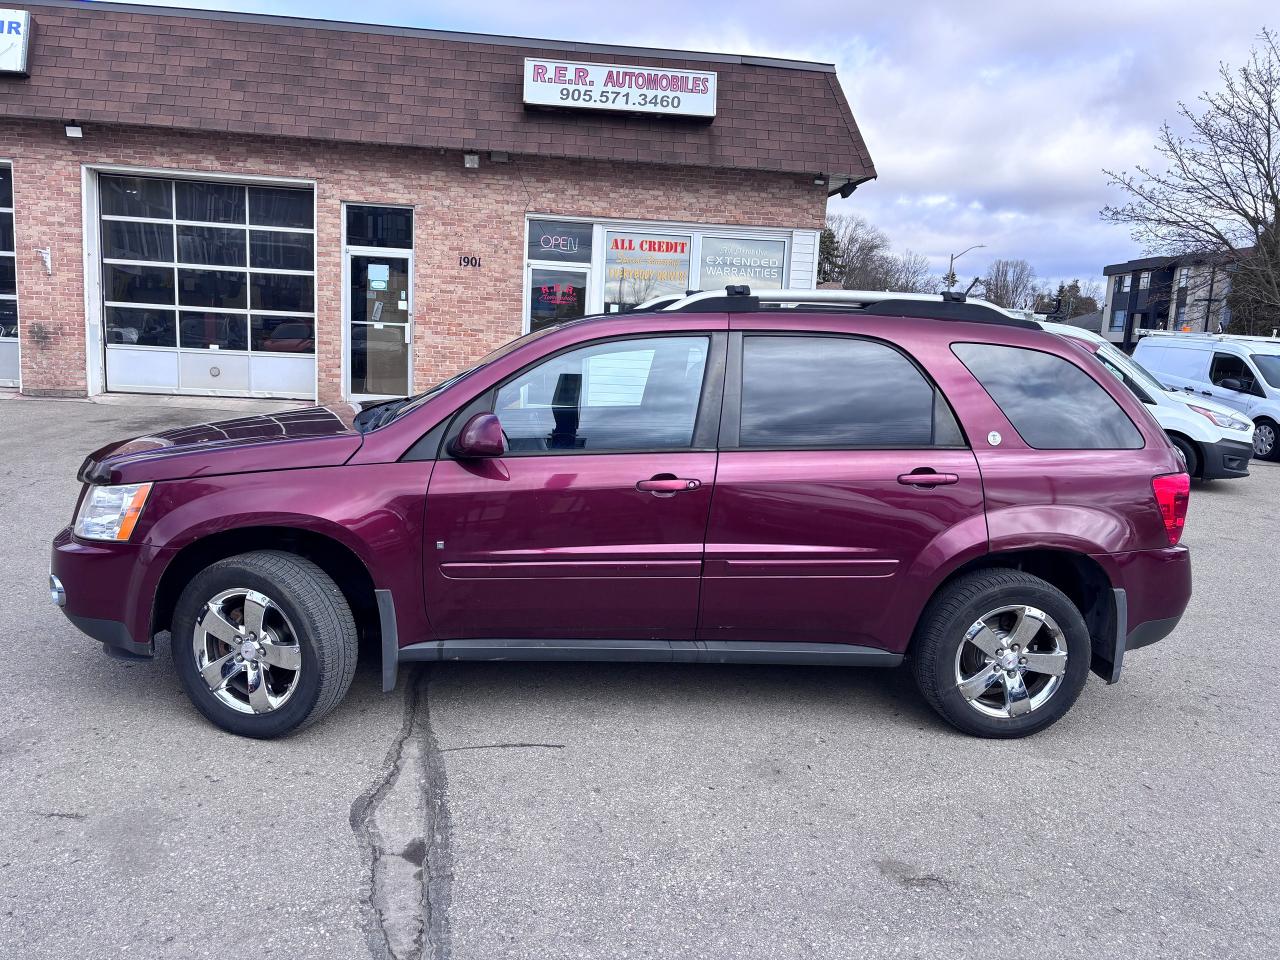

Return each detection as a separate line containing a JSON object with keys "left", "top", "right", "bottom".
{"left": 122, "top": 0, "right": 1274, "bottom": 282}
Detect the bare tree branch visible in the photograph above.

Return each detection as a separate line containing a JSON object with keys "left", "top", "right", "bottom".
{"left": 1101, "top": 29, "right": 1280, "bottom": 332}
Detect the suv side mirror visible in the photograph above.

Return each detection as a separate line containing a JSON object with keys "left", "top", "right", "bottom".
{"left": 1219, "top": 377, "right": 1244, "bottom": 392}
{"left": 450, "top": 413, "right": 506, "bottom": 458}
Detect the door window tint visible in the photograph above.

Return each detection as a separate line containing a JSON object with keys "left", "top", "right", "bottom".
{"left": 1209, "top": 352, "right": 1262, "bottom": 394}
{"left": 493, "top": 336, "right": 708, "bottom": 453}
{"left": 953, "top": 343, "right": 1143, "bottom": 450}
{"left": 739, "top": 336, "right": 960, "bottom": 448}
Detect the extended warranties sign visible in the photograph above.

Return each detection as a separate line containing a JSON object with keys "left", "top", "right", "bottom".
{"left": 0, "top": 9, "right": 31, "bottom": 76}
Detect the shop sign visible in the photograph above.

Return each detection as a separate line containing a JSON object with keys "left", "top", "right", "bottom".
{"left": 523, "top": 58, "right": 717, "bottom": 119}
{"left": 0, "top": 9, "right": 31, "bottom": 76}
{"left": 700, "top": 237, "right": 787, "bottom": 290}
{"left": 605, "top": 231, "right": 691, "bottom": 310}
{"left": 528, "top": 219, "right": 593, "bottom": 264}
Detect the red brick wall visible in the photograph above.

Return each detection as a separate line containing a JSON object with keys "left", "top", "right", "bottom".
{"left": 4, "top": 119, "right": 825, "bottom": 402}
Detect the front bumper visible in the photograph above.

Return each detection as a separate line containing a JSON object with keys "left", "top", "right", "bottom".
{"left": 51, "top": 525, "right": 156, "bottom": 658}
{"left": 1198, "top": 436, "right": 1253, "bottom": 480}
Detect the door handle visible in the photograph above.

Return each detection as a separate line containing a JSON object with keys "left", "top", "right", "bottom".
{"left": 897, "top": 470, "right": 959, "bottom": 487}
{"left": 636, "top": 476, "right": 702, "bottom": 496}
{"left": 1200, "top": 390, "right": 1212, "bottom": 396}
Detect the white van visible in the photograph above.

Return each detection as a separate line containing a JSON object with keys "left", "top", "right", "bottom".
{"left": 1041, "top": 322, "right": 1255, "bottom": 479}
{"left": 1133, "top": 333, "right": 1280, "bottom": 461}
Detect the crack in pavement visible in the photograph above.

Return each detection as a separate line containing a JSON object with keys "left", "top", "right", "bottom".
{"left": 438, "top": 743, "right": 565, "bottom": 753}
{"left": 349, "top": 668, "right": 454, "bottom": 960}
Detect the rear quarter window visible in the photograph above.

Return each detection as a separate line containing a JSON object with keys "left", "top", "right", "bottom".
{"left": 953, "top": 342, "right": 1144, "bottom": 450}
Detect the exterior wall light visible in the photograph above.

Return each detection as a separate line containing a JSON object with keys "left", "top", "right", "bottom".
{"left": 65, "top": 123, "right": 84, "bottom": 139}
{"left": 463, "top": 152, "right": 480, "bottom": 169}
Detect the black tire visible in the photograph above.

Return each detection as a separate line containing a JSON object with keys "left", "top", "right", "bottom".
{"left": 1254, "top": 419, "right": 1279, "bottom": 461}
{"left": 1168, "top": 434, "right": 1201, "bottom": 478}
{"left": 172, "top": 550, "right": 358, "bottom": 738}
{"left": 910, "top": 569, "right": 1092, "bottom": 738}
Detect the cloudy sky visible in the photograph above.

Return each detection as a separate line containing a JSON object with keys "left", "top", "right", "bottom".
{"left": 126, "top": 0, "right": 1273, "bottom": 285}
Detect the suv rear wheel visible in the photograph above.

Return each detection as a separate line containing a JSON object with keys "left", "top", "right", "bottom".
{"left": 911, "top": 569, "right": 1091, "bottom": 738}
{"left": 172, "top": 550, "right": 358, "bottom": 738}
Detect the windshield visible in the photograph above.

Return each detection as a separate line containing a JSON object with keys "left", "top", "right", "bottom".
{"left": 1252, "top": 352, "right": 1280, "bottom": 388}
{"left": 1096, "top": 341, "right": 1167, "bottom": 393}
{"left": 355, "top": 324, "right": 564, "bottom": 432}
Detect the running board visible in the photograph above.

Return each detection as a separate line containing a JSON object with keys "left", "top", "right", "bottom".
{"left": 382, "top": 635, "right": 902, "bottom": 692}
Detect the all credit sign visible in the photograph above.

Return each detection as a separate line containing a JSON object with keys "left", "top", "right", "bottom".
{"left": 0, "top": 9, "right": 30, "bottom": 76}
{"left": 523, "top": 58, "right": 717, "bottom": 119}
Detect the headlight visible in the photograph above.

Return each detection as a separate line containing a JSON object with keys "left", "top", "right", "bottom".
{"left": 73, "top": 483, "right": 153, "bottom": 541}
{"left": 1188, "top": 404, "right": 1252, "bottom": 432}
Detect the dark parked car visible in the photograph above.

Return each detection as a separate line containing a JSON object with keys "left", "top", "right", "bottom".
{"left": 51, "top": 289, "right": 1192, "bottom": 739}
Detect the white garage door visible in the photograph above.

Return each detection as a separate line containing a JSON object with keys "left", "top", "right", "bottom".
{"left": 99, "top": 174, "right": 316, "bottom": 399}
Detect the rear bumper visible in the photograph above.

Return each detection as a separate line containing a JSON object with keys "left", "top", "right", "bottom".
{"left": 1198, "top": 437, "right": 1253, "bottom": 480}
{"left": 51, "top": 525, "right": 156, "bottom": 657}
{"left": 1091, "top": 545, "right": 1192, "bottom": 683}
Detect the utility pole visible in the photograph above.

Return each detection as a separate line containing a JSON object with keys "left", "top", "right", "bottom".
{"left": 946, "top": 244, "right": 985, "bottom": 291}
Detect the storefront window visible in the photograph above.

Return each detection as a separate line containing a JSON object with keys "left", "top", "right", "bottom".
{"left": 529, "top": 268, "right": 588, "bottom": 331}
{"left": 528, "top": 220, "right": 592, "bottom": 264}
{"left": 604, "top": 231, "right": 691, "bottom": 311}
{"left": 700, "top": 236, "right": 786, "bottom": 290}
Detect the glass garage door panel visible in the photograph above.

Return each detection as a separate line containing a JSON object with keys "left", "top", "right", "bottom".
{"left": 99, "top": 174, "right": 316, "bottom": 398}
{"left": 1, "top": 163, "right": 18, "bottom": 386}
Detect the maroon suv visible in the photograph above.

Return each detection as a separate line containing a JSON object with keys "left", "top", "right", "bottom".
{"left": 51, "top": 290, "right": 1192, "bottom": 739}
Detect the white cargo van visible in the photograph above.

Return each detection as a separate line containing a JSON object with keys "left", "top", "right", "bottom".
{"left": 1041, "top": 323, "right": 1255, "bottom": 478}
{"left": 1133, "top": 333, "right": 1280, "bottom": 460}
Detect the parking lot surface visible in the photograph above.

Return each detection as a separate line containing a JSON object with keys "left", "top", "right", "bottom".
{"left": 2, "top": 397, "right": 1277, "bottom": 960}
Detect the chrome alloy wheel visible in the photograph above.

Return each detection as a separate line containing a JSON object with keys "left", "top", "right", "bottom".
{"left": 1255, "top": 422, "right": 1276, "bottom": 458}
{"left": 193, "top": 588, "right": 302, "bottom": 715}
{"left": 953, "top": 605, "right": 1068, "bottom": 719}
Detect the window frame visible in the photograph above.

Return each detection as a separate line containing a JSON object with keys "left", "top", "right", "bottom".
{"left": 718, "top": 331, "right": 969, "bottom": 452}
{"left": 433, "top": 331, "right": 728, "bottom": 460}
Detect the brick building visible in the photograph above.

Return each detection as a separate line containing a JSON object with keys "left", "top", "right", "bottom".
{"left": 0, "top": 0, "right": 875, "bottom": 401}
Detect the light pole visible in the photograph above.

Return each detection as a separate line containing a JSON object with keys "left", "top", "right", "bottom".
{"left": 946, "top": 244, "right": 985, "bottom": 291}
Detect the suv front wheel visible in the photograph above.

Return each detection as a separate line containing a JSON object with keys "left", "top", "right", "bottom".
{"left": 911, "top": 569, "right": 1091, "bottom": 738}
{"left": 172, "top": 550, "right": 358, "bottom": 738}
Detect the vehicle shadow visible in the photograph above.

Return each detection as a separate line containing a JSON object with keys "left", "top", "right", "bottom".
{"left": 405, "top": 657, "right": 943, "bottom": 734}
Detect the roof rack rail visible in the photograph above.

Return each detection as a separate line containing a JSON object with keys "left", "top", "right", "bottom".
{"left": 1141, "top": 330, "right": 1280, "bottom": 342}
{"left": 632, "top": 293, "right": 692, "bottom": 311}
{"left": 661, "top": 287, "right": 1040, "bottom": 328}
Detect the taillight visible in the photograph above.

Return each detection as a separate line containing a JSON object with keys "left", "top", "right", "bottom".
{"left": 1152, "top": 473, "right": 1190, "bottom": 546}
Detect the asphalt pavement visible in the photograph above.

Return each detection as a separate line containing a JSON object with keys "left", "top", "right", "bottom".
{"left": 1, "top": 395, "right": 1276, "bottom": 960}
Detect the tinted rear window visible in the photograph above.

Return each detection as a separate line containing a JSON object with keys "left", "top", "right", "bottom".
{"left": 953, "top": 342, "right": 1143, "bottom": 450}
{"left": 739, "top": 335, "right": 963, "bottom": 448}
